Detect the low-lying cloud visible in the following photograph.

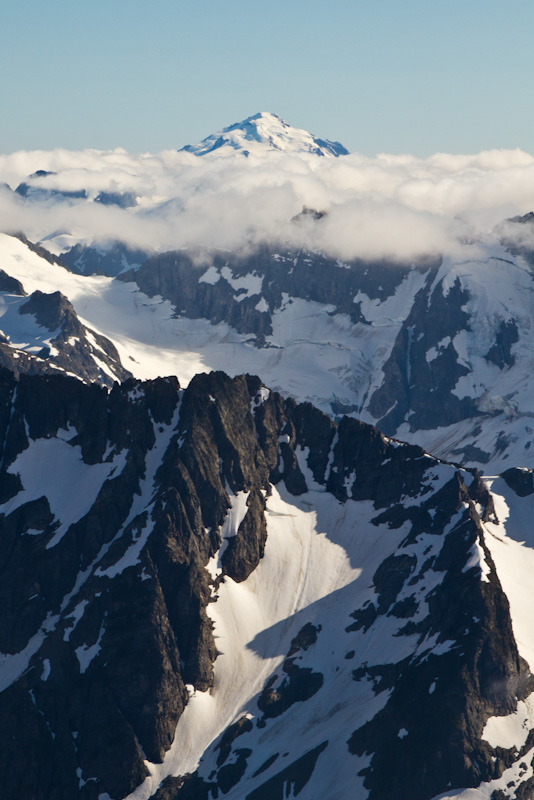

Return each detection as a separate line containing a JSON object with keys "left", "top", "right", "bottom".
{"left": 1, "top": 144, "right": 533, "bottom": 262}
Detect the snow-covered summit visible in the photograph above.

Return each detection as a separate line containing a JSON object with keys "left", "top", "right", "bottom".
{"left": 179, "top": 111, "right": 349, "bottom": 158}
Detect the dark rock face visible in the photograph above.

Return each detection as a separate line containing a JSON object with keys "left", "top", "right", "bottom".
{"left": 215, "top": 716, "right": 254, "bottom": 767}
{"left": 501, "top": 467, "right": 534, "bottom": 497}
{"left": 0, "top": 372, "right": 186, "bottom": 800}
{"left": 0, "top": 368, "right": 531, "bottom": 800}
{"left": 15, "top": 180, "right": 87, "bottom": 201}
{"left": 61, "top": 241, "right": 150, "bottom": 276}
{"left": 485, "top": 320, "right": 519, "bottom": 369}
{"left": 347, "top": 474, "right": 533, "bottom": 800}
{"left": 20, "top": 289, "right": 76, "bottom": 330}
{"left": 0, "top": 268, "right": 26, "bottom": 295}
{"left": 368, "top": 269, "right": 478, "bottom": 434}
{"left": 0, "top": 370, "right": 281, "bottom": 799}
{"left": 257, "top": 625, "right": 324, "bottom": 723}
{"left": 118, "top": 246, "right": 437, "bottom": 344}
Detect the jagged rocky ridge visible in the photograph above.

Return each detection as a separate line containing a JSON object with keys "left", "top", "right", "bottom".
{"left": 2, "top": 368, "right": 534, "bottom": 799}
{"left": 0, "top": 267, "right": 130, "bottom": 386}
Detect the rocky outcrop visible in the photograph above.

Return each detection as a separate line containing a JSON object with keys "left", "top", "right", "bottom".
{"left": 94, "top": 191, "right": 137, "bottom": 209}
{"left": 14, "top": 232, "right": 70, "bottom": 270}
{"left": 501, "top": 467, "right": 534, "bottom": 497}
{"left": 0, "top": 370, "right": 283, "bottom": 798}
{"left": 0, "top": 273, "right": 131, "bottom": 386}
{"left": 347, "top": 472, "right": 533, "bottom": 800}
{"left": 0, "top": 268, "right": 26, "bottom": 295}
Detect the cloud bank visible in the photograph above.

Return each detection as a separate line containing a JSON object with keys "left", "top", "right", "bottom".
{"left": 1, "top": 144, "right": 533, "bottom": 262}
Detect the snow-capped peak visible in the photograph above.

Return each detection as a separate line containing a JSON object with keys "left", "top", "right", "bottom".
{"left": 179, "top": 111, "right": 349, "bottom": 158}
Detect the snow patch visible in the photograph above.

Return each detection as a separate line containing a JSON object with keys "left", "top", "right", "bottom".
{"left": 426, "top": 337, "right": 451, "bottom": 363}
{"left": 198, "top": 266, "right": 220, "bottom": 285}
{"left": 75, "top": 621, "right": 105, "bottom": 674}
{"left": 255, "top": 297, "right": 269, "bottom": 313}
{"left": 220, "top": 266, "right": 263, "bottom": 299}
{"left": 206, "top": 491, "right": 250, "bottom": 580}
{"left": 482, "top": 693, "right": 534, "bottom": 751}
{"left": 63, "top": 599, "right": 89, "bottom": 641}
{"left": 462, "top": 538, "right": 491, "bottom": 582}
{"left": 0, "top": 613, "right": 58, "bottom": 693}
{"left": 0, "top": 433, "right": 127, "bottom": 550}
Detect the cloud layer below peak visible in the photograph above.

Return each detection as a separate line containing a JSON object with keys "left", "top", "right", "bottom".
{"left": 1, "top": 145, "right": 533, "bottom": 262}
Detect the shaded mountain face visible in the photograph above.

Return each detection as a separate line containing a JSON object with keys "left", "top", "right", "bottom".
{"left": 2, "top": 368, "right": 534, "bottom": 800}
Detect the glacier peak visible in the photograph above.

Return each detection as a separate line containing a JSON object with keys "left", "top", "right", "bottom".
{"left": 180, "top": 111, "right": 349, "bottom": 158}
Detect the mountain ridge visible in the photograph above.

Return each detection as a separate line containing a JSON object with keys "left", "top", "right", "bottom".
{"left": 5, "top": 230, "right": 534, "bottom": 473}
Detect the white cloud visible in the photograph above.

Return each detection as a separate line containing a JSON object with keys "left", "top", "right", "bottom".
{"left": 0, "top": 144, "right": 533, "bottom": 261}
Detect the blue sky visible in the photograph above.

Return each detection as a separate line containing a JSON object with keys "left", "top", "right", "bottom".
{"left": 1, "top": 0, "right": 533, "bottom": 155}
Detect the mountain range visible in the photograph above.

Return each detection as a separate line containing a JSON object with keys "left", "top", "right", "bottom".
{"left": 2, "top": 113, "right": 534, "bottom": 800}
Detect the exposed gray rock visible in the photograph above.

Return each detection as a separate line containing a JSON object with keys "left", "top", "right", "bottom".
{"left": 501, "top": 467, "right": 534, "bottom": 497}
{"left": 0, "top": 269, "right": 26, "bottom": 295}
{"left": 61, "top": 241, "right": 150, "bottom": 276}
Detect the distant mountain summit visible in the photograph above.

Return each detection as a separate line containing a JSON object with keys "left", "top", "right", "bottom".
{"left": 180, "top": 111, "right": 350, "bottom": 157}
